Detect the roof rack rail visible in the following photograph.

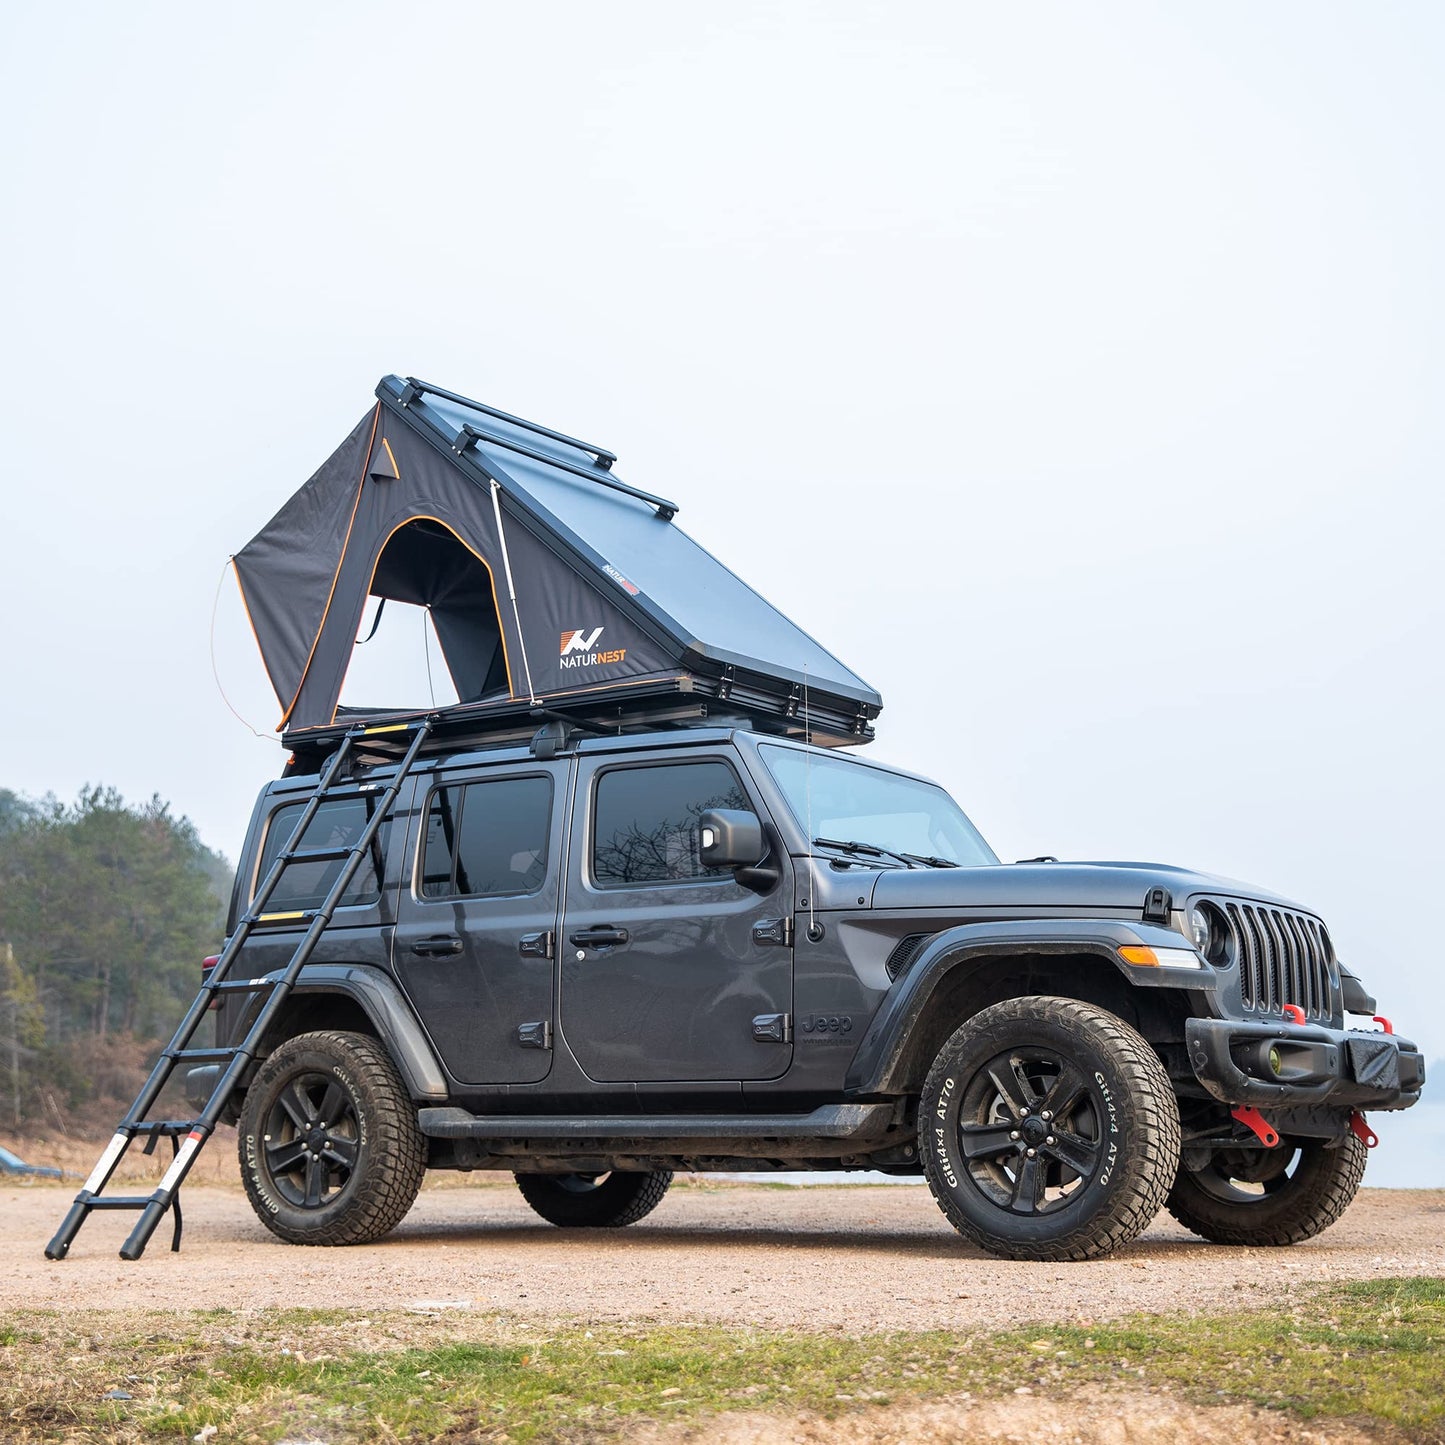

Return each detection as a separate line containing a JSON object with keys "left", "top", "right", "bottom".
{"left": 393, "top": 377, "right": 678, "bottom": 520}
{"left": 400, "top": 376, "right": 614, "bottom": 465}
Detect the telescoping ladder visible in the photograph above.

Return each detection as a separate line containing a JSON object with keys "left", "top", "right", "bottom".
{"left": 46, "top": 717, "right": 435, "bottom": 1262}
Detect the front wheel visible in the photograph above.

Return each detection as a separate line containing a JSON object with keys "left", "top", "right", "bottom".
{"left": 515, "top": 1170, "right": 672, "bottom": 1227}
{"left": 1166, "top": 1133, "right": 1367, "bottom": 1246}
{"left": 238, "top": 1030, "right": 426, "bottom": 1246}
{"left": 919, "top": 997, "right": 1180, "bottom": 1262}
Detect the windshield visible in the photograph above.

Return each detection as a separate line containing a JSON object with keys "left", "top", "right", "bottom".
{"left": 759, "top": 745, "right": 997, "bottom": 866}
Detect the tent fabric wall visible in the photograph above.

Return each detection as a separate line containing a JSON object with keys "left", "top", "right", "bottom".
{"left": 236, "top": 404, "right": 675, "bottom": 733}
{"left": 234, "top": 377, "right": 882, "bottom": 740}
{"left": 232, "top": 407, "right": 377, "bottom": 723}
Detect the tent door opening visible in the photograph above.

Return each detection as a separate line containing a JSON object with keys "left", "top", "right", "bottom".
{"left": 337, "top": 518, "right": 512, "bottom": 714}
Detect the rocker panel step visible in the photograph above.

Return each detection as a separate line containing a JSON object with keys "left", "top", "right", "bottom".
{"left": 417, "top": 1103, "right": 892, "bottom": 1141}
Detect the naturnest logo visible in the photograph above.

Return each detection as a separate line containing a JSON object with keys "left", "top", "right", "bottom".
{"left": 559, "top": 626, "right": 627, "bottom": 669}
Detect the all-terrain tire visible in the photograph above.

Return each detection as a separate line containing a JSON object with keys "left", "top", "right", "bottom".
{"left": 238, "top": 1029, "right": 426, "bottom": 1246}
{"left": 1166, "top": 1133, "right": 1367, "bottom": 1246}
{"left": 919, "top": 996, "right": 1180, "bottom": 1262}
{"left": 515, "top": 1170, "right": 673, "bottom": 1227}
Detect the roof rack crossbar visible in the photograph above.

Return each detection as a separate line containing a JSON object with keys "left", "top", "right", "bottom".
{"left": 402, "top": 377, "right": 617, "bottom": 468}
{"left": 449, "top": 421, "right": 679, "bottom": 521}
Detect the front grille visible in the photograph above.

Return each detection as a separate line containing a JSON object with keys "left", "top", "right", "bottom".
{"left": 1220, "top": 901, "right": 1334, "bottom": 1020}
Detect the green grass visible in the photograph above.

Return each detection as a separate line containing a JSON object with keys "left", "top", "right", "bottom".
{"left": 2, "top": 1277, "right": 1440, "bottom": 1442}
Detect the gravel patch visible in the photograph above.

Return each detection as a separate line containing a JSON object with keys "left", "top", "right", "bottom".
{"left": 8, "top": 1180, "right": 1442, "bottom": 1332}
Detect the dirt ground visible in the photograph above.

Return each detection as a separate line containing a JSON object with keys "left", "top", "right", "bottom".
{"left": 4, "top": 1172, "right": 1441, "bottom": 1443}
{"left": 5, "top": 1171, "right": 1442, "bottom": 1332}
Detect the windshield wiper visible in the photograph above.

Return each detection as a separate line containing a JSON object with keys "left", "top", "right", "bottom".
{"left": 812, "top": 836, "right": 917, "bottom": 869}
{"left": 899, "top": 852, "right": 959, "bottom": 868}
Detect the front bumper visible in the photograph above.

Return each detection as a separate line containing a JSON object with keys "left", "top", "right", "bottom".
{"left": 1186, "top": 1018, "right": 1425, "bottom": 1110}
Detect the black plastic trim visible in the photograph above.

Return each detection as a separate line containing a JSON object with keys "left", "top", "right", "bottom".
{"left": 418, "top": 1102, "right": 891, "bottom": 1141}
{"left": 1185, "top": 1017, "right": 1424, "bottom": 1110}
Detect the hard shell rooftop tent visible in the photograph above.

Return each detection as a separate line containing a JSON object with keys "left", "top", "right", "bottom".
{"left": 234, "top": 377, "right": 882, "bottom": 753}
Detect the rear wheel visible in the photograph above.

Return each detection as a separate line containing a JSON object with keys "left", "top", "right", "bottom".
{"left": 919, "top": 997, "right": 1180, "bottom": 1261}
{"left": 515, "top": 1170, "right": 672, "bottom": 1227}
{"left": 1166, "top": 1133, "right": 1367, "bottom": 1246}
{"left": 238, "top": 1030, "right": 426, "bottom": 1246}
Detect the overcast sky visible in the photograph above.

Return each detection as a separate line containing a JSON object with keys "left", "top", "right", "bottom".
{"left": 2, "top": 5, "right": 1440, "bottom": 1179}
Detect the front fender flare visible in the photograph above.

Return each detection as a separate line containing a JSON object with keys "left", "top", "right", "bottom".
{"left": 843, "top": 918, "right": 1210, "bottom": 1097}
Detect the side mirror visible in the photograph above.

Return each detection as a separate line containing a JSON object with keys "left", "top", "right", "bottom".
{"left": 699, "top": 808, "right": 778, "bottom": 893}
{"left": 699, "top": 809, "right": 765, "bottom": 868}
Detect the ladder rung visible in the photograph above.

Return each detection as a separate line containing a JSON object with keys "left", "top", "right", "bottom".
{"left": 46, "top": 713, "right": 438, "bottom": 1263}
{"left": 281, "top": 845, "right": 354, "bottom": 863}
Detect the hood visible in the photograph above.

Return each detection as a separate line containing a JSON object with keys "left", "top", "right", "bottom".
{"left": 868, "top": 860, "right": 1312, "bottom": 916}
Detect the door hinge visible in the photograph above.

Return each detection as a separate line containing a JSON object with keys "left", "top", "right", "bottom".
{"left": 752, "top": 1012, "right": 793, "bottom": 1044}
{"left": 518, "top": 931, "right": 554, "bottom": 959}
{"left": 752, "top": 917, "right": 794, "bottom": 948}
{"left": 517, "top": 1021, "right": 553, "bottom": 1050}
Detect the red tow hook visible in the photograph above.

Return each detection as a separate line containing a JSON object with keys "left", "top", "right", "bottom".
{"left": 1281, "top": 1004, "right": 1306, "bottom": 1026}
{"left": 1231, "top": 1106, "right": 1281, "bottom": 1148}
{"left": 1350, "top": 1111, "right": 1379, "bottom": 1149}
{"left": 1373, "top": 1015, "right": 1395, "bottom": 1035}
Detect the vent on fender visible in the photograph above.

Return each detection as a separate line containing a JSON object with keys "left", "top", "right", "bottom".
{"left": 885, "top": 933, "right": 932, "bottom": 981}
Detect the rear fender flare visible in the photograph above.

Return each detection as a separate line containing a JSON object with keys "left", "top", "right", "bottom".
{"left": 844, "top": 918, "right": 1210, "bottom": 1097}
{"left": 234, "top": 964, "right": 448, "bottom": 1102}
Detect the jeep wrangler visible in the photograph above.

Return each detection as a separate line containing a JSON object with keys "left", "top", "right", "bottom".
{"left": 196, "top": 722, "right": 1423, "bottom": 1263}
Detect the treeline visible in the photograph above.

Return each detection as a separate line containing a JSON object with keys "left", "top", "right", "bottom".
{"left": 0, "top": 786, "right": 232, "bottom": 1128}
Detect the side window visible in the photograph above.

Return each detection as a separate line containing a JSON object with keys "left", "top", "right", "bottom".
{"left": 255, "top": 797, "right": 386, "bottom": 910}
{"left": 419, "top": 775, "right": 553, "bottom": 900}
{"left": 592, "top": 761, "right": 748, "bottom": 887}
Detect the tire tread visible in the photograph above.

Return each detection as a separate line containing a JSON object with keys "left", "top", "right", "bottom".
{"left": 239, "top": 1030, "right": 426, "bottom": 1247}
{"left": 920, "top": 997, "right": 1181, "bottom": 1262}
{"left": 1165, "top": 1132, "right": 1367, "bottom": 1246}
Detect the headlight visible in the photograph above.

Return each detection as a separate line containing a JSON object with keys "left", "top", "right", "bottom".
{"left": 1182, "top": 901, "right": 1229, "bottom": 965}
{"left": 1188, "top": 905, "right": 1212, "bottom": 957}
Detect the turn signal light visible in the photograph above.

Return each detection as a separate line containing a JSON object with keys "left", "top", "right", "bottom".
{"left": 1119, "top": 945, "right": 1204, "bottom": 969}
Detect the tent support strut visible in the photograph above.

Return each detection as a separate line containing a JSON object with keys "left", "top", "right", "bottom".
{"left": 490, "top": 479, "right": 538, "bottom": 703}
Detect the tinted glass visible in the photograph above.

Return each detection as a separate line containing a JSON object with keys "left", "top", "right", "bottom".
{"left": 761, "top": 746, "right": 997, "bottom": 866}
{"left": 420, "top": 776, "right": 552, "bottom": 899}
{"left": 256, "top": 797, "right": 387, "bottom": 910}
{"left": 593, "top": 761, "right": 748, "bottom": 887}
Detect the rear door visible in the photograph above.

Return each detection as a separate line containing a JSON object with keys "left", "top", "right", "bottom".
{"left": 393, "top": 761, "right": 568, "bottom": 1085}
{"left": 558, "top": 750, "right": 793, "bottom": 1083}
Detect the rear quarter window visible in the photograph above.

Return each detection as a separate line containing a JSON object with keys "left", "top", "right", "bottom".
{"left": 254, "top": 796, "right": 388, "bottom": 911}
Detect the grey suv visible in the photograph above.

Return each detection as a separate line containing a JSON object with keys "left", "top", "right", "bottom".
{"left": 200, "top": 723, "right": 1424, "bottom": 1262}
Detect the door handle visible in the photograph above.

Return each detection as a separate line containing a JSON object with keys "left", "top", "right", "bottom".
{"left": 411, "top": 935, "right": 463, "bottom": 957}
{"left": 569, "top": 926, "right": 629, "bottom": 948}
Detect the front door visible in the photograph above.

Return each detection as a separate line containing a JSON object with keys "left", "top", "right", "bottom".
{"left": 559, "top": 752, "right": 793, "bottom": 1083}
{"left": 394, "top": 761, "right": 568, "bottom": 1085}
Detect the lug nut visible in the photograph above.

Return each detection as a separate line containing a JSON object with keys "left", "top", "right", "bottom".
{"left": 1009, "top": 1130, "right": 1020, "bottom": 1140}
{"left": 1041, "top": 1110, "right": 1053, "bottom": 1121}
{"left": 1046, "top": 1136, "right": 1057, "bottom": 1146}
{"left": 1026, "top": 1148, "right": 1037, "bottom": 1158}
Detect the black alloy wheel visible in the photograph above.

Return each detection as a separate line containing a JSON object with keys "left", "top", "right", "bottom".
{"left": 1166, "top": 1132, "right": 1367, "bottom": 1246}
{"left": 238, "top": 1030, "right": 426, "bottom": 1245}
{"left": 920, "top": 997, "right": 1180, "bottom": 1261}
{"left": 260, "top": 1069, "right": 359, "bottom": 1210}
{"left": 515, "top": 1169, "right": 673, "bottom": 1227}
